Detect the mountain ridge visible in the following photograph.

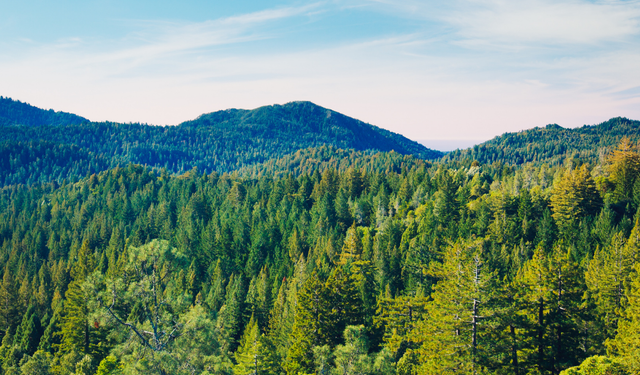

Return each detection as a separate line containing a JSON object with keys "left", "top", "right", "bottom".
{"left": 0, "top": 96, "right": 89, "bottom": 127}
{"left": 0, "top": 96, "right": 442, "bottom": 186}
{"left": 443, "top": 116, "right": 640, "bottom": 166}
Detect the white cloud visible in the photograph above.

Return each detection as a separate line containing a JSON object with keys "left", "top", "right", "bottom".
{"left": 449, "top": 0, "right": 640, "bottom": 45}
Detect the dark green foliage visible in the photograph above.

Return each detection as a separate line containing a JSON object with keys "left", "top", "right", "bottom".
{"left": 444, "top": 117, "right": 640, "bottom": 167}
{"left": 0, "top": 99, "right": 441, "bottom": 187}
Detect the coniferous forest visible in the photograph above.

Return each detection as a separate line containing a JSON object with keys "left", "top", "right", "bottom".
{"left": 2, "top": 97, "right": 640, "bottom": 374}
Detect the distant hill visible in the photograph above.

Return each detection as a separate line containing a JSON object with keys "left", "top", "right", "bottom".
{"left": 0, "top": 98, "right": 441, "bottom": 186}
{"left": 0, "top": 96, "right": 88, "bottom": 126}
{"left": 442, "top": 117, "right": 640, "bottom": 167}
{"left": 179, "top": 101, "right": 439, "bottom": 160}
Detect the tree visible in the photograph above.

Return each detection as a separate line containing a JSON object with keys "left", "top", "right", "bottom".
{"left": 606, "top": 138, "right": 640, "bottom": 204}
{"left": 0, "top": 265, "right": 20, "bottom": 336}
{"left": 515, "top": 244, "right": 586, "bottom": 374}
{"left": 284, "top": 273, "right": 328, "bottom": 375}
{"left": 585, "top": 230, "right": 638, "bottom": 343}
{"left": 416, "top": 238, "right": 497, "bottom": 374}
{"left": 97, "top": 239, "right": 219, "bottom": 374}
{"left": 60, "top": 239, "right": 95, "bottom": 356}
{"left": 550, "top": 165, "right": 601, "bottom": 236}
{"left": 332, "top": 325, "right": 372, "bottom": 374}
{"left": 234, "top": 314, "right": 280, "bottom": 375}
{"left": 607, "top": 264, "right": 640, "bottom": 372}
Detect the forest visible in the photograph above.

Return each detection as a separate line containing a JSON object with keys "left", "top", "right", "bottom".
{"left": 0, "top": 98, "right": 440, "bottom": 187}
{"left": 2, "top": 97, "right": 640, "bottom": 374}
{"left": 0, "top": 136, "right": 639, "bottom": 374}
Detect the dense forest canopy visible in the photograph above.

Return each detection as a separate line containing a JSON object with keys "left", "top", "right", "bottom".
{"left": 2, "top": 96, "right": 640, "bottom": 374}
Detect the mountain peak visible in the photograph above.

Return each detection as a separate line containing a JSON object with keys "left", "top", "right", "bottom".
{"left": 179, "top": 101, "right": 442, "bottom": 160}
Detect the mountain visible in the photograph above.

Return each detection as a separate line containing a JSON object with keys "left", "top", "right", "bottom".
{"left": 0, "top": 98, "right": 441, "bottom": 186}
{"left": 442, "top": 117, "right": 640, "bottom": 166}
{"left": 180, "top": 101, "right": 438, "bottom": 160}
{"left": 0, "top": 96, "right": 88, "bottom": 126}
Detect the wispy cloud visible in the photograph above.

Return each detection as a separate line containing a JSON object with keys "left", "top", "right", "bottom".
{"left": 449, "top": 0, "right": 640, "bottom": 46}
{"left": 351, "top": 0, "right": 640, "bottom": 46}
{"left": 1, "top": 1, "right": 639, "bottom": 141}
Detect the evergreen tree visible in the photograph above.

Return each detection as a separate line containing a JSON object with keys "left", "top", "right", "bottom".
{"left": 416, "top": 238, "right": 496, "bottom": 374}
{"left": 60, "top": 239, "right": 95, "bottom": 355}
{"left": 608, "top": 264, "right": 640, "bottom": 372}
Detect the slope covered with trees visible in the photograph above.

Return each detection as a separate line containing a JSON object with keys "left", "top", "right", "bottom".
{"left": 0, "top": 99, "right": 441, "bottom": 187}
{"left": 444, "top": 117, "right": 640, "bottom": 167}
{"left": 0, "top": 139, "right": 639, "bottom": 374}
{"left": 0, "top": 97, "right": 88, "bottom": 127}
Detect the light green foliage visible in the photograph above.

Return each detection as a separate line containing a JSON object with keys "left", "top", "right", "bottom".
{"left": 550, "top": 165, "right": 602, "bottom": 235}
{"left": 95, "top": 355, "right": 119, "bottom": 375}
{"left": 18, "top": 350, "right": 52, "bottom": 375}
{"left": 560, "top": 355, "right": 630, "bottom": 375}
{"left": 113, "top": 304, "right": 231, "bottom": 375}
{"left": 585, "top": 230, "right": 638, "bottom": 341}
{"left": 100, "top": 239, "right": 190, "bottom": 352}
{"left": 234, "top": 315, "right": 280, "bottom": 375}
{"left": 608, "top": 264, "right": 640, "bottom": 372}
{"left": 333, "top": 325, "right": 372, "bottom": 375}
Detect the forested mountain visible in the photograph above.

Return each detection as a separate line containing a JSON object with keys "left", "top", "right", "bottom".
{"left": 4, "top": 95, "right": 640, "bottom": 374}
{"left": 0, "top": 97, "right": 88, "bottom": 127}
{"left": 444, "top": 117, "right": 640, "bottom": 167}
{"left": 1, "top": 138, "right": 640, "bottom": 374}
{"left": 0, "top": 99, "right": 441, "bottom": 187}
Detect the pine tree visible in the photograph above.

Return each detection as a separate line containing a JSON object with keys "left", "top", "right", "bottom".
{"left": 416, "top": 238, "right": 496, "bottom": 374}
{"left": 337, "top": 223, "right": 362, "bottom": 266}
{"left": 60, "top": 239, "right": 94, "bottom": 355}
{"left": 234, "top": 314, "right": 281, "bottom": 375}
{"left": 284, "top": 273, "right": 328, "bottom": 375}
{"left": 323, "top": 267, "right": 364, "bottom": 347}
{"left": 550, "top": 165, "right": 602, "bottom": 236}
{"left": 515, "top": 243, "right": 586, "bottom": 374}
{"left": 0, "top": 265, "right": 20, "bottom": 336}
{"left": 585, "top": 230, "right": 637, "bottom": 343}
{"left": 607, "top": 263, "right": 640, "bottom": 372}
{"left": 16, "top": 305, "right": 42, "bottom": 356}
{"left": 606, "top": 138, "right": 640, "bottom": 204}
{"left": 37, "top": 307, "right": 62, "bottom": 354}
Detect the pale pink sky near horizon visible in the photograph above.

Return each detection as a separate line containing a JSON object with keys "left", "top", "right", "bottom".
{"left": 1, "top": 0, "right": 639, "bottom": 144}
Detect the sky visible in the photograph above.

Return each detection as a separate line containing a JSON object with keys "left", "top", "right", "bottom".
{"left": 1, "top": 0, "right": 640, "bottom": 149}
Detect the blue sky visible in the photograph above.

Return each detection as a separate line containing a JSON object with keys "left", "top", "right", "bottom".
{"left": 1, "top": 0, "right": 640, "bottom": 147}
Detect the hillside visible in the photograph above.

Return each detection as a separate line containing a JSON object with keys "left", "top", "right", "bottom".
{"left": 443, "top": 117, "right": 640, "bottom": 166}
{"left": 0, "top": 96, "right": 88, "bottom": 127}
{"left": 180, "top": 101, "right": 437, "bottom": 159}
{"left": 0, "top": 98, "right": 441, "bottom": 186}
